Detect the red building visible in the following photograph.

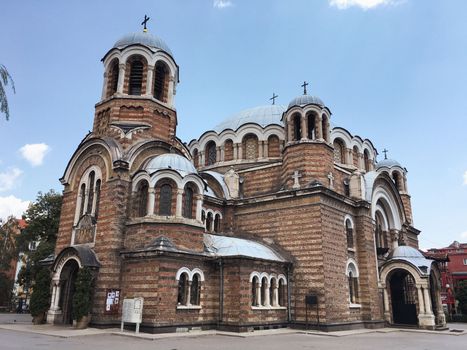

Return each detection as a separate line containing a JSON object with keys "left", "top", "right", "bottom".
{"left": 427, "top": 241, "right": 467, "bottom": 314}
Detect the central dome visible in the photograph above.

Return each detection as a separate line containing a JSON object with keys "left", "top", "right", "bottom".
{"left": 113, "top": 32, "right": 173, "bottom": 55}
{"left": 145, "top": 154, "right": 196, "bottom": 174}
{"left": 288, "top": 95, "right": 325, "bottom": 109}
{"left": 214, "top": 105, "right": 285, "bottom": 133}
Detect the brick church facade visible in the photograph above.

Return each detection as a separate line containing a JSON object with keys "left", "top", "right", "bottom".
{"left": 46, "top": 29, "right": 446, "bottom": 332}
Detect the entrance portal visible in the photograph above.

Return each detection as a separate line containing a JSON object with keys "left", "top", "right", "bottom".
{"left": 59, "top": 259, "right": 79, "bottom": 324}
{"left": 389, "top": 269, "right": 418, "bottom": 325}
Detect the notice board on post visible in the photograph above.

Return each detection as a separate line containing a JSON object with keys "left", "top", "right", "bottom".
{"left": 121, "top": 297, "right": 144, "bottom": 333}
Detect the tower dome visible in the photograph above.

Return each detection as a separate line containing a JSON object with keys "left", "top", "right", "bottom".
{"left": 214, "top": 105, "right": 285, "bottom": 133}
{"left": 113, "top": 31, "right": 173, "bottom": 56}
{"left": 288, "top": 95, "right": 325, "bottom": 109}
{"left": 145, "top": 154, "right": 197, "bottom": 175}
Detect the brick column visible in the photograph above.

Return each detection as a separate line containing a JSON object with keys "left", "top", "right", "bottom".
{"left": 315, "top": 115, "right": 322, "bottom": 140}
{"left": 101, "top": 72, "right": 108, "bottom": 100}
{"left": 145, "top": 65, "right": 154, "bottom": 97}
{"left": 147, "top": 188, "right": 155, "bottom": 215}
{"left": 301, "top": 115, "right": 307, "bottom": 140}
{"left": 216, "top": 147, "right": 221, "bottom": 163}
{"left": 176, "top": 189, "right": 184, "bottom": 217}
{"left": 168, "top": 75, "right": 175, "bottom": 106}
{"left": 263, "top": 140, "right": 269, "bottom": 158}
{"left": 238, "top": 143, "right": 243, "bottom": 159}
{"left": 259, "top": 141, "right": 264, "bottom": 158}
{"left": 195, "top": 194, "right": 203, "bottom": 221}
{"left": 117, "top": 63, "right": 125, "bottom": 94}
{"left": 220, "top": 145, "right": 225, "bottom": 162}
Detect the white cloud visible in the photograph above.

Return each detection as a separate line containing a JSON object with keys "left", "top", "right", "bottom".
{"left": 463, "top": 171, "right": 467, "bottom": 185}
{"left": 19, "top": 143, "right": 50, "bottom": 167}
{"left": 329, "top": 0, "right": 398, "bottom": 10}
{"left": 213, "top": 0, "right": 233, "bottom": 9}
{"left": 0, "top": 167, "right": 23, "bottom": 192}
{"left": 0, "top": 195, "right": 30, "bottom": 220}
{"left": 460, "top": 232, "right": 467, "bottom": 240}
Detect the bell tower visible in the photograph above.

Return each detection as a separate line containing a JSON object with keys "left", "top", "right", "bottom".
{"left": 281, "top": 86, "right": 334, "bottom": 190}
{"left": 92, "top": 24, "right": 180, "bottom": 150}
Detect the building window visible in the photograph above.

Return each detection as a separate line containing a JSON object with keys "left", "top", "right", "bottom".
{"left": 108, "top": 59, "right": 119, "bottom": 96}
{"left": 75, "top": 167, "right": 102, "bottom": 225}
{"left": 250, "top": 272, "right": 287, "bottom": 308}
{"left": 346, "top": 261, "right": 359, "bottom": 304}
{"left": 251, "top": 276, "right": 259, "bottom": 306}
{"left": 278, "top": 278, "right": 286, "bottom": 307}
{"left": 135, "top": 181, "right": 149, "bottom": 217}
{"left": 79, "top": 183, "right": 86, "bottom": 218}
{"left": 129, "top": 58, "right": 144, "bottom": 95}
{"left": 293, "top": 114, "right": 301, "bottom": 141}
{"left": 159, "top": 184, "right": 172, "bottom": 216}
{"left": 333, "top": 139, "right": 345, "bottom": 164}
{"left": 214, "top": 213, "right": 221, "bottom": 233}
{"left": 183, "top": 187, "right": 194, "bottom": 219}
{"left": 364, "top": 149, "right": 371, "bottom": 172}
{"left": 154, "top": 61, "right": 169, "bottom": 102}
{"left": 307, "top": 114, "right": 315, "bottom": 140}
{"left": 206, "top": 141, "right": 217, "bottom": 166}
{"left": 244, "top": 134, "right": 258, "bottom": 160}
{"left": 94, "top": 179, "right": 101, "bottom": 220}
{"left": 463, "top": 258, "right": 467, "bottom": 265}
{"left": 346, "top": 218, "right": 354, "bottom": 249}
{"left": 261, "top": 277, "right": 269, "bottom": 306}
{"left": 176, "top": 268, "right": 204, "bottom": 307}
{"left": 205, "top": 212, "right": 213, "bottom": 232}
{"left": 322, "top": 115, "right": 329, "bottom": 142}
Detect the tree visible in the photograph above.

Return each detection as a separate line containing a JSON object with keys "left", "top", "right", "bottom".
{"left": 0, "top": 217, "right": 21, "bottom": 308}
{"left": 29, "top": 267, "right": 51, "bottom": 321}
{"left": 0, "top": 64, "right": 15, "bottom": 121}
{"left": 15, "top": 190, "right": 62, "bottom": 291}
{"left": 455, "top": 280, "right": 467, "bottom": 315}
{"left": 72, "top": 267, "right": 93, "bottom": 321}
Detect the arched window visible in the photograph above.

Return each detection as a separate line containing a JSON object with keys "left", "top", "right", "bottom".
{"left": 193, "top": 149, "right": 199, "bottom": 167}
{"left": 270, "top": 278, "right": 277, "bottom": 307}
{"left": 375, "top": 211, "right": 386, "bottom": 249}
{"left": 79, "top": 183, "right": 86, "bottom": 218}
{"left": 129, "top": 58, "right": 144, "bottom": 95}
{"left": 267, "top": 135, "right": 280, "bottom": 158}
{"left": 346, "top": 219, "right": 354, "bottom": 249}
{"left": 393, "top": 172, "right": 401, "bottom": 191}
{"left": 346, "top": 261, "right": 359, "bottom": 304}
{"left": 108, "top": 59, "right": 119, "bottom": 97}
{"left": 159, "top": 184, "right": 172, "bottom": 216}
{"left": 224, "top": 139, "right": 234, "bottom": 161}
{"left": 86, "top": 171, "right": 95, "bottom": 214}
{"left": 343, "top": 178, "right": 350, "bottom": 197}
{"left": 205, "top": 212, "right": 213, "bottom": 232}
{"left": 261, "top": 277, "right": 269, "bottom": 306}
{"left": 352, "top": 146, "right": 359, "bottom": 168}
{"left": 293, "top": 114, "right": 301, "bottom": 141}
{"left": 154, "top": 61, "right": 169, "bottom": 102}
{"left": 214, "top": 213, "right": 221, "bottom": 233}
{"left": 333, "top": 139, "right": 345, "bottom": 164}
{"left": 251, "top": 276, "right": 259, "bottom": 306}
{"left": 307, "top": 114, "right": 316, "bottom": 140}
{"left": 136, "top": 181, "right": 149, "bottom": 217}
{"left": 201, "top": 210, "right": 206, "bottom": 224}
{"left": 278, "top": 278, "right": 286, "bottom": 307}
{"left": 177, "top": 272, "right": 189, "bottom": 305}
{"left": 364, "top": 149, "right": 371, "bottom": 172}
{"left": 243, "top": 134, "right": 258, "bottom": 160}
{"left": 191, "top": 274, "right": 201, "bottom": 306}
{"left": 206, "top": 141, "right": 217, "bottom": 166}
{"left": 183, "top": 186, "right": 194, "bottom": 219}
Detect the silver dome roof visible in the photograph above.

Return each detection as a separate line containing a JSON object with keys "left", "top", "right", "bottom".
{"left": 288, "top": 95, "right": 325, "bottom": 109}
{"left": 113, "top": 32, "right": 173, "bottom": 56}
{"left": 214, "top": 105, "right": 285, "bottom": 133}
{"left": 376, "top": 159, "right": 403, "bottom": 169}
{"left": 387, "top": 245, "right": 433, "bottom": 275}
{"left": 145, "top": 154, "right": 196, "bottom": 174}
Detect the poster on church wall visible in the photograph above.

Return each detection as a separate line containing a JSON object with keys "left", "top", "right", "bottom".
{"left": 122, "top": 297, "right": 144, "bottom": 324}
{"left": 105, "top": 289, "right": 120, "bottom": 314}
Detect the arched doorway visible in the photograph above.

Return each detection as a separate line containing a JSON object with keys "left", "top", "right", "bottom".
{"left": 389, "top": 269, "right": 418, "bottom": 325}
{"left": 59, "top": 259, "right": 79, "bottom": 324}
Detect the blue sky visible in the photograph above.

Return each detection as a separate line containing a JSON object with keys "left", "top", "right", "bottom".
{"left": 1, "top": 0, "right": 466, "bottom": 249}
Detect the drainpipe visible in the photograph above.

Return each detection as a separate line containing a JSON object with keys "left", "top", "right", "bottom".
{"left": 287, "top": 264, "right": 292, "bottom": 323}
{"left": 218, "top": 259, "right": 224, "bottom": 326}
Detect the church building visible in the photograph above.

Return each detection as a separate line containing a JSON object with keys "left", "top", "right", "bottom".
{"left": 45, "top": 26, "right": 446, "bottom": 332}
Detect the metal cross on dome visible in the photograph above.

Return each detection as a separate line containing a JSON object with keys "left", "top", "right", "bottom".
{"left": 301, "top": 81, "right": 309, "bottom": 95}
{"left": 383, "top": 148, "right": 389, "bottom": 160}
{"left": 141, "top": 15, "right": 150, "bottom": 32}
{"left": 270, "top": 93, "right": 278, "bottom": 105}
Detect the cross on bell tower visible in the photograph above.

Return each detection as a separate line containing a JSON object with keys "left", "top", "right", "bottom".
{"left": 383, "top": 148, "right": 389, "bottom": 160}
{"left": 301, "top": 81, "right": 309, "bottom": 95}
{"left": 270, "top": 93, "right": 278, "bottom": 105}
{"left": 141, "top": 15, "right": 150, "bottom": 32}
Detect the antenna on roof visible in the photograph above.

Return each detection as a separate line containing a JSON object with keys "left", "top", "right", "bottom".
{"left": 141, "top": 15, "right": 150, "bottom": 32}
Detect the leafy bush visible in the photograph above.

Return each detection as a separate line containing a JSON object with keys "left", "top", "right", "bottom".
{"left": 455, "top": 280, "right": 467, "bottom": 315}
{"left": 29, "top": 268, "right": 51, "bottom": 317}
{"left": 72, "top": 267, "right": 93, "bottom": 320}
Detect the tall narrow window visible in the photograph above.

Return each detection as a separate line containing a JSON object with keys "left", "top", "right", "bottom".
{"left": 154, "top": 62, "right": 168, "bottom": 102}
{"left": 278, "top": 279, "right": 285, "bottom": 307}
{"left": 364, "top": 150, "right": 370, "bottom": 172}
{"left": 243, "top": 134, "right": 258, "bottom": 160}
{"left": 177, "top": 273, "right": 189, "bottom": 305}
{"left": 333, "top": 139, "right": 345, "bottom": 164}
{"left": 193, "top": 149, "right": 199, "bottom": 167}
{"left": 94, "top": 179, "right": 101, "bottom": 220}
{"left": 183, "top": 187, "right": 193, "bottom": 219}
{"left": 129, "top": 59, "right": 144, "bottom": 95}
{"left": 214, "top": 214, "right": 220, "bottom": 233}
{"left": 307, "top": 114, "right": 315, "bottom": 140}
{"left": 191, "top": 274, "right": 201, "bottom": 305}
{"left": 109, "top": 60, "right": 119, "bottom": 96}
{"left": 159, "top": 184, "right": 172, "bottom": 216}
{"left": 346, "top": 219, "right": 354, "bottom": 248}
{"left": 322, "top": 115, "right": 329, "bottom": 142}
{"left": 270, "top": 278, "right": 276, "bottom": 306}
{"left": 347, "top": 262, "right": 359, "bottom": 304}
{"left": 205, "top": 212, "right": 213, "bottom": 232}
{"left": 137, "top": 181, "right": 149, "bottom": 217}
{"left": 261, "top": 277, "right": 268, "bottom": 306}
{"left": 293, "top": 114, "right": 301, "bottom": 141}
{"left": 86, "top": 171, "right": 95, "bottom": 214}
{"left": 251, "top": 277, "right": 259, "bottom": 306}
{"left": 352, "top": 146, "right": 359, "bottom": 168}
{"left": 393, "top": 172, "right": 401, "bottom": 191}
{"left": 206, "top": 141, "right": 217, "bottom": 166}
{"left": 79, "top": 183, "right": 86, "bottom": 218}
